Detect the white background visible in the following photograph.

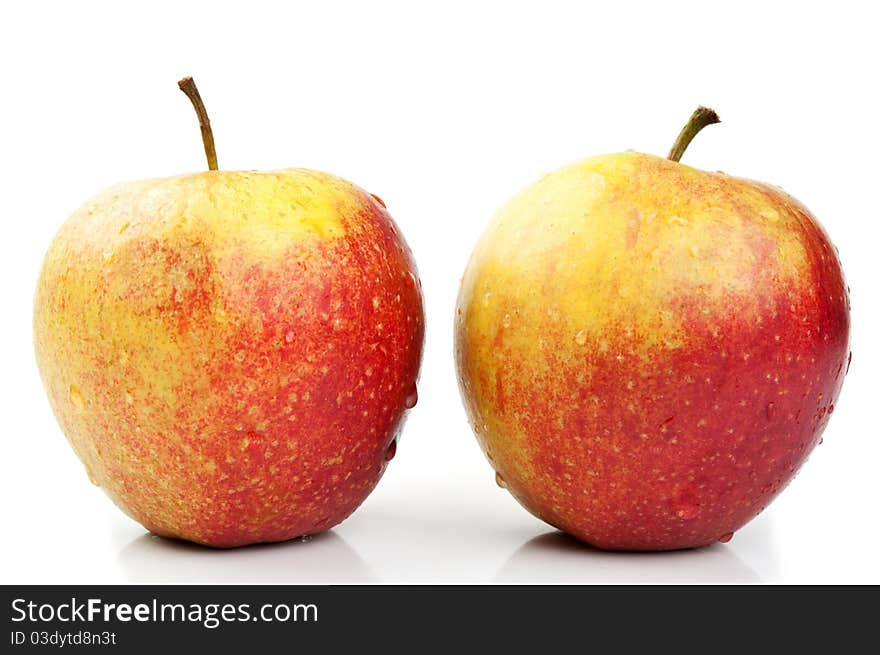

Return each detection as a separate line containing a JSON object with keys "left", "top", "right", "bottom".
{"left": 2, "top": 1, "right": 878, "bottom": 584}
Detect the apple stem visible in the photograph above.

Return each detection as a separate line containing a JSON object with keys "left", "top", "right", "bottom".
{"left": 177, "top": 76, "right": 218, "bottom": 171}
{"left": 667, "top": 106, "right": 720, "bottom": 163}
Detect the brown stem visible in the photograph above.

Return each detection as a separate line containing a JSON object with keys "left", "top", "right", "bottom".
{"left": 177, "top": 76, "right": 218, "bottom": 170}
{"left": 667, "top": 106, "right": 720, "bottom": 163}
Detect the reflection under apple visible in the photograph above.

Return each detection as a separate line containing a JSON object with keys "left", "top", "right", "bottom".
{"left": 119, "top": 530, "right": 375, "bottom": 584}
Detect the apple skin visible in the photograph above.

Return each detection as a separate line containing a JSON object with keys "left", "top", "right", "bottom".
{"left": 455, "top": 152, "right": 850, "bottom": 551}
{"left": 34, "top": 169, "right": 424, "bottom": 547}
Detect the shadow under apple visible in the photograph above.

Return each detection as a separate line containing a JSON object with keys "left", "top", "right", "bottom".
{"left": 119, "top": 530, "right": 375, "bottom": 584}
{"left": 494, "top": 531, "right": 762, "bottom": 584}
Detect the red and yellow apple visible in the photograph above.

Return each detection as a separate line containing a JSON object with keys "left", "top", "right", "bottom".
{"left": 455, "top": 108, "right": 850, "bottom": 550}
{"left": 33, "top": 79, "right": 424, "bottom": 547}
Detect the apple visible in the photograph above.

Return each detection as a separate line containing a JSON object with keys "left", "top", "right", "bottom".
{"left": 455, "top": 107, "right": 851, "bottom": 550}
{"left": 33, "top": 78, "right": 424, "bottom": 547}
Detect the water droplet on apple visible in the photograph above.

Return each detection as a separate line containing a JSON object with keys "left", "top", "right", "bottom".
{"left": 384, "top": 440, "right": 397, "bottom": 462}
{"left": 69, "top": 384, "right": 85, "bottom": 411}
{"left": 828, "top": 403, "right": 834, "bottom": 414}
{"left": 299, "top": 535, "right": 312, "bottom": 543}
{"left": 846, "top": 352, "right": 852, "bottom": 375}
{"left": 673, "top": 500, "right": 700, "bottom": 519}
{"left": 765, "top": 402, "right": 776, "bottom": 419}
{"left": 284, "top": 330, "right": 295, "bottom": 343}
{"left": 718, "top": 532, "right": 734, "bottom": 543}
{"left": 761, "top": 484, "right": 773, "bottom": 494}
{"left": 495, "top": 471, "right": 508, "bottom": 489}
{"left": 84, "top": 463, "right": 99, "bottom": 486}
{"left": 819, "top": 437, "right": 824, "bottom": 445}
{"left": 404, "top": 383, "right": 418, "bottom": 409}
{"left": 818, "top": 406, "right": 827, "bottom": 419}
{"left": 370, "top": 193, "right": 386, "bottom": 208}
{"left": 574, "top": 330, "right": 587, "bottom": 346}
{"left": 502, "top": 313, "right": 511, "bottom": 328}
